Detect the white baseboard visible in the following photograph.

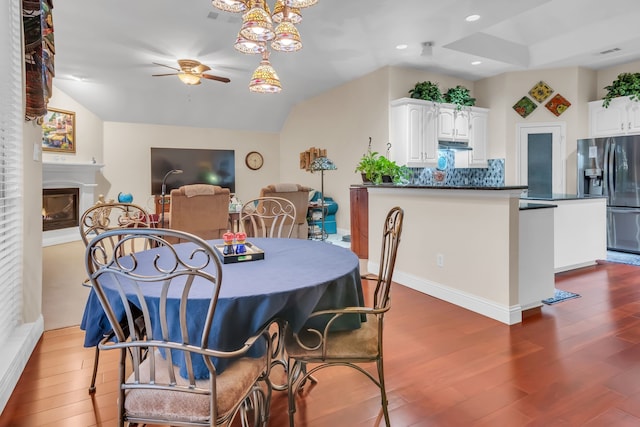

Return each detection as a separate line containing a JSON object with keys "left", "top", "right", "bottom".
{"left": 368, "top": 261, "right": 522, "bottom": 325}
{"left": 0, "top": 316, "right": 44, "bottom": 412}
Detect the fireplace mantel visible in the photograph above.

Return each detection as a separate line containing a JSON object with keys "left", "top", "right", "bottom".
{"left": 42, "top": 161, "right": 104, "bottom": 247}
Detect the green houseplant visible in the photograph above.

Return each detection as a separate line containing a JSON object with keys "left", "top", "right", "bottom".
{"left": 354, "top": 149, "right": 382, "bottom": 183}
{"left": 408, "top": 81, "right": 444, "bottom": 102}
{"left": 603, "top": 72, "right": 640, "bottom": 107}
{"left": 443, "top": 85, "right": 476, "bottom": 110}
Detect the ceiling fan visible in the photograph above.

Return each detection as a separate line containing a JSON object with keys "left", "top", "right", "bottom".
{"left": 152, "top": 59, "right": 231, "bottom": 85}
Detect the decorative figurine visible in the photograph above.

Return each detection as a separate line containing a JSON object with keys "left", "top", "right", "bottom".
{"left": 222, "top": 230, "right": 235, "bottom": 255}
{"left": 235, "top": 231, "right": 247, "bottom": 254}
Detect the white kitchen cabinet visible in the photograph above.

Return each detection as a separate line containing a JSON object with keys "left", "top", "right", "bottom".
{"left": 468, "top": 108, "right": 489, "bottom": 168}
{"left": 452, "top": 107, "right": 489, "bottom": 168}
{"left": 589, "top": 96, "right": 640, "bottom": 137}
{"left": 437, "top": 106, "right": 469, "bottom": 141}
{"left": 389, "top": 98, "right": 438, "bottom": 167}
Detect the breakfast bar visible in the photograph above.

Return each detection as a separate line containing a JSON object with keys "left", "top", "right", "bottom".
{"left": 362, "top": 185, "right": 554, "bottom": 325}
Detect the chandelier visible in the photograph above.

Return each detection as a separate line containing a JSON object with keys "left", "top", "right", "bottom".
{"left": 211, "top": 0, "right": 318, "bottom": 93}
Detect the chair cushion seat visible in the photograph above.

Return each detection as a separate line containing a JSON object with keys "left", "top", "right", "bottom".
{"left": 284, "top": 315, "right": 379, "bottom": 361}
{"left": 124, "top": 350, "right": 266, "bottom": 423}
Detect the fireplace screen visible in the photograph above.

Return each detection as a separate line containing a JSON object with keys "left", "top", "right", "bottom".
{"left": 42, "top": 188, "right": 80, "bottom": 231}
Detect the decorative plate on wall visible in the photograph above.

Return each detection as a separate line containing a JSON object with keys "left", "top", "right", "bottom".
{"left": 513, "top": 96, "right": 537, "bottom": 118}
{"left": 529, "top": 81, "right": 554, "bottom": 103}
{"left": 545, "top": 93, "right": 571, "bottom": 116}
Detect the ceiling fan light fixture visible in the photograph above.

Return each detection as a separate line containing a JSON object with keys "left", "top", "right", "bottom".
{"left": 211, "top": 0, "right": 247, "bottom": 13}
{"left": 178, "top": 73, "right": 202, "bottom": 85}
{"left": 271, "top": 21, "right": 302, "bottom": 52}
{"left": 240, "top": 0, "right": 275, "bottom": 41}
{"left": 286, "top": 0, "right": 318, "bottom": 8}
{"left": 249, "top": 53, "right": 282, "bottom": 93}
{"left": 234, "top": 33, "right": 267, "bottom": 54}
{"left": 272, "top": 0, "right": 302, "bottom": 23}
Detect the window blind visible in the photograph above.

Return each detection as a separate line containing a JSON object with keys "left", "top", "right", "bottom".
{"left": 0, "top": 0, "right": 24, "bottom": 347}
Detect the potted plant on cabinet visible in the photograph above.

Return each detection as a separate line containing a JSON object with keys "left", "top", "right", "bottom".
{"left": 443, "top": 85, "right": 476, "bottom": 110}
{"left": 354, "top": 145, "right": 381, "bottom": 184}
{"left": 408, "top": 81, "right": 444, "bottom": 102}
{"left": 603, "top": 72, "right": 640, "bottom": 107}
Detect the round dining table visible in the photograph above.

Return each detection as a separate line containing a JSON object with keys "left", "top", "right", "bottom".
{"left": 81, "top": 237, "right": 364, "bottom": 378}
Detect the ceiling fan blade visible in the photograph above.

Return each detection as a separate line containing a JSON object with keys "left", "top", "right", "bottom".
{"left": 152, "top": 73, "right": 179, "bottom": 77}
{"left": 152, "top": 62, "right": 180, "bottom": 72}
{"left": 202, "top": 74, "right": 231, "bottom": 83}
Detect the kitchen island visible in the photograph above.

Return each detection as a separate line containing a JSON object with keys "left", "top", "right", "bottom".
{"left": 360, "top": 184, "right": 556, "bottom": 325}
{"left": 521, "top": 193, "right": 607, "bottom": 272}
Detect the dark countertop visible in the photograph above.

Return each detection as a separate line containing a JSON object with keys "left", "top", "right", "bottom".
{"left": 519, "top": 202, "right": 558, "bottom": 211}
{"left": 521, "top": 193, "right": 607, "bottom": 201}
{"left": 351, "top": 184, "right": 527, "bottom": 191}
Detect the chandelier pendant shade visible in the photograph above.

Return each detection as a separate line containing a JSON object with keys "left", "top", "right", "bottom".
{"left": 214, "top": 0, "right": 318, "bottom": 92}
{"left": 211, "top": 0, "right": 248, "bottom": 13}
{"left": 272, "top": 0, "right": 302, "bottom": 23}
{"left": 249, "top": 51, "right": 282, "bottom": 93}
{"left": 234, "top": 33, "right": 267, "bottom": 54}
{"left": 240, "top": 0, "right": 275, "bottom": 42}
{"left": 272, "top": 20, "right": 302, "bottom": 52}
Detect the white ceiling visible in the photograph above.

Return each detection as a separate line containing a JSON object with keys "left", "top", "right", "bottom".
{"left": 51, "top": 0, "right": 640, "bottom": 132}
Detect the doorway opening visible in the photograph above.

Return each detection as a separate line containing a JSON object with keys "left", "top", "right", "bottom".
{"left": 517, "top": 123, "right": 566, "bottom": 195}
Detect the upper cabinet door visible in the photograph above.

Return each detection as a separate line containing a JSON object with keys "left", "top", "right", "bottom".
{"left": 437, "top": 106, "right": 470, "bottom": 141}
{"left": 468, "top": 109, "right": 488, "bottom": 167}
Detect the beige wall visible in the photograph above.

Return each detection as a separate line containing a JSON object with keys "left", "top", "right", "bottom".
{"left": 102, "top": 122, "right": 280, "bottom": 209}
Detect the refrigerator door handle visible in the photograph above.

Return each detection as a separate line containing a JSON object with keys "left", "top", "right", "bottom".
{"left": 603, "top": 138, "right": 611, "bottom": 197}
{"left": 606, "top": 138, "right": 616, "bottom": 196}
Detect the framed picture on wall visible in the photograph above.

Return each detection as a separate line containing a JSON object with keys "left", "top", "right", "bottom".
{"left": 42, "top": 108, "right": 76, "bottom": 153}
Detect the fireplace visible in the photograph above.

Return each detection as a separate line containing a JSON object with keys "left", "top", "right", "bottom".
{"left": 42, "top": 188, "right": 80, "bottom": 231}
{"left": 42, "top": 161, "right": 104, "bottom": 246}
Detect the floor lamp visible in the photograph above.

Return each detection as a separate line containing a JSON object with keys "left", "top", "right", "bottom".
{"left": 309, "top": 157, "right": 337, "bottom": 241}
{"left": 160, "top": 169, "right": 182, "bottom": 228}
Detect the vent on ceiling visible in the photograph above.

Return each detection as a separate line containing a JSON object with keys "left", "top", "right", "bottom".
{"left": 600, "top": 47, "right": 621, "bottom": 55}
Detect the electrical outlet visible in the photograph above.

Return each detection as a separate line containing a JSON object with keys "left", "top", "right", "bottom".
{"left": 437, "top": 253, "right": 444, "bottom": 267}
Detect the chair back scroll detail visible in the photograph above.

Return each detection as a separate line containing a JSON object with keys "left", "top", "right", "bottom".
{"left": 240, "top": 196, "right": 297, "bottom": 238}
{"left": 85, "top": 228, "right": 272, "bottom": 427}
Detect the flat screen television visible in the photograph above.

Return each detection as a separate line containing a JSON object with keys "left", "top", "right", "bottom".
{"left": 151, "top": 148, "right": 235, "bottom": 195}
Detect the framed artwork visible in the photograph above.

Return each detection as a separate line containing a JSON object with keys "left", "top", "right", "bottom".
{"left": 529, "top": 81, "right": 554, "bottom": 103}
{"left": 545, "top": 93, "right": 571, "bottom": 116}
{"left": 42, "top": 108, "right": 76, "bottom": 153}
{"left": 513, "top": 96, "right": 537, "bottom": 118}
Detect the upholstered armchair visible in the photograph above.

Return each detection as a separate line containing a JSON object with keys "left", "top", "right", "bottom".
{"left": 260, "top": 183, "right": 312, "bottom": 239}
{"left": 168, "top": 184, "right": 230, "bottom": 242}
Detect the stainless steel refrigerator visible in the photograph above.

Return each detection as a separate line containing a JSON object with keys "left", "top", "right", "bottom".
{"left": 577, "top": 136, "right": 640, "bottom": 253}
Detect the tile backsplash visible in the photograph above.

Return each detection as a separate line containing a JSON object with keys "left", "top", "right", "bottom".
{"left": 410, "top": 150, "right": 505, "bottom": 187}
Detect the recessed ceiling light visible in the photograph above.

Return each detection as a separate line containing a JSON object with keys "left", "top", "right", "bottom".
{"left": 396, "top": 44, "right": 408, "bottom": 50}
{"left": 471, "top": 61, "right": 482, "bottom": 65}
{"left": 465, "top": 14, "right": 480, "bottom": 22}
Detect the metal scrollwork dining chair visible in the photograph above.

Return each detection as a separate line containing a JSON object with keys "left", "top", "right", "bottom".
{"left": 79, "top": 201, "right": 153, "bottom": 394}
{"left": 284, "top": 206, "right": 404, "bottom": 427}
{"left": 240, "top": 196, "right": 297, "bottom": 238}
{"left": 85, "top": 228, "right": 273, "bottom": 427}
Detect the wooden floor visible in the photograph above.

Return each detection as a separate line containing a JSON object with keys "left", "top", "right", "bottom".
{"left": 3, "top": 260, "right": 640, "bottom": 426}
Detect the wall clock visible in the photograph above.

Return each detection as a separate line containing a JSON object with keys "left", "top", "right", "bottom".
{"left": 245, "top": 151, "right": 264, "bottom": 170}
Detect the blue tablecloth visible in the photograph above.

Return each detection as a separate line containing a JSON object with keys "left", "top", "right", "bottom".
{"left": 80, "top": 238, "right": 363, "bottom": 377}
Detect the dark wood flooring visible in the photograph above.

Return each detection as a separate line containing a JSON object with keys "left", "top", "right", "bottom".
{"left": 2, "top": 260, "right": 640, "bottom": 426}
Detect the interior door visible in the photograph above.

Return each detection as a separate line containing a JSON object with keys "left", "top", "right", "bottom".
{"left": 517, "top": 123, "right": 566, "bottom": 195}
